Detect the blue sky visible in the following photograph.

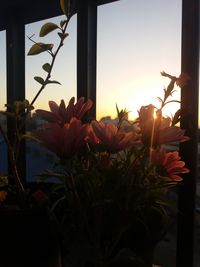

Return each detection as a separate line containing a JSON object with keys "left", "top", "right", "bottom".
{"left": 0, "top": 0, "right": 183, "bottom": 120}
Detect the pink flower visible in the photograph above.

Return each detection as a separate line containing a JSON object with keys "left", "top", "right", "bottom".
{"left": 158, "top": 116, "right": 189, "bottom": 144}
{"left": 138, "top": 105, "right": 189, "bottom": 146}
{"left": 176, "top": 73, "right": 190, "bottom": 88}
{"left": 35, "top": 97, "right": 93, "bottom": 126}
{"left": 159, "top": 126, "right": 189, "bottom": 144}
{"left": 161, "top": 71, "right": 190, "bottom": 88}
{"left": 86, "top": 124, "right": 100, "bottom": 145}
{"left": 138, "top": 104, "right": 155, "bottom": 144}
{"left": 35, "top": 118, "right": 90, "bottom": 158}
{"left": 91, "top": 121, "right": 133, "bottom": 153}
{"left": 151, "top": 150, "right": 189, "bottom": 181}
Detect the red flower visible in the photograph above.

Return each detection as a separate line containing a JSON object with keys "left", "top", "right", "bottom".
{"left": 36, "top": 97, "right": 93, "bottom": 126}
{"left": 35, "top": 118, "right": 90, "bottom": 158}
{"left": 151, "top": 150, "right": 189, "bottom": 181}
{"left": 91, "top": 121, "right": 133, "bottom": 153}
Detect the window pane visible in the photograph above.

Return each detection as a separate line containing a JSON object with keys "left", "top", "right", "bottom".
{"left": 25, "top": 15, "right": 77, "bottom": 181}
{"left": 0, "top": 30, "right": 7, "bottom": 175}
{"left": 25, "top": 15, "right": 77, "bottom": 110}
{"left": 97, "top": 1, "right": 182, "bottom": 267}
{"left": 97, "top": 0, "right": 181, "bottom": 121}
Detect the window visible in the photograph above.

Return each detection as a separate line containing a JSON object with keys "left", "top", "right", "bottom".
{"left": 25, "top": 15, "right": 77, "bottom": 110}
{"left": 97, "top": 0, "right": 182, "bottom": 121}
{"left": 25, "top": 16, "right": 76, "bottom": 181}
{"left": 0, "top": 1, "right": 199, "bottom": 266}
{"left": 25, "top": 15, "right": 77, "bottom": 181}
{"left": 97, "top": 1, "right": 182, "bottom": 266}
{"left": 0, "top": 30, "right": 7, "bottom": 175}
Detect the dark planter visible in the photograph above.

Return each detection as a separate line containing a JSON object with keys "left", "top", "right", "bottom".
{"left": 0, "top": 207, "right": 61, "bottom": 267}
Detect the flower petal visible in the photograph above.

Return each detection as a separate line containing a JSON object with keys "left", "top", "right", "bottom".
{"left": 49, "top": 101, "right": 59, "bottom": 114}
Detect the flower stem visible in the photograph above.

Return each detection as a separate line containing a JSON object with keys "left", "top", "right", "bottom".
{"left": 30, "top": 16, "right": 72, "bottom": 107}
{"left": 0, "top": 124, "right": 25, "bottom": 194}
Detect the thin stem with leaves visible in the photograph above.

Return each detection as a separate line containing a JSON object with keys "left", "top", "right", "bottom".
{"left": 29, "top": 15, "right": 72, "bottom": 106}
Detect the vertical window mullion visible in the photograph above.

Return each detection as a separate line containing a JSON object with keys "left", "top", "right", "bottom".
{"left": 177, "top": 0, "right": 199, "bottom": 266}
{"left": 77, "top": 0, "right": 97, "bottom": 119}
{"left": 6, "top": 7, "right": 26, "bottom": 184}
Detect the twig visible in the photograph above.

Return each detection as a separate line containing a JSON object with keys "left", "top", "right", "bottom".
{"left": 0, "top": 124, "right": 25, "bottom": 193}
{"left": 30, "top": 16, "right": 72, "bottom": 106}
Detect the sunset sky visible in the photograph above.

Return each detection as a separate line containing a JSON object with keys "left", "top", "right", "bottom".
{"left": 0, "top": 0, "right": 184, "bottom": 121}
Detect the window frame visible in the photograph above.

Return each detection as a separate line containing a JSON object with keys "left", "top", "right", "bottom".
{"left": 0, "top": 1, "right": 199, "bottom": 266}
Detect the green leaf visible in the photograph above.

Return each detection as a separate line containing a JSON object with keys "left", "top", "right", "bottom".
{"left": 28, "top": 43, "right": 45, "bottom": 55}
{"left": 157, "top": 97, "right": 163, "bottom": 104}
{"left": 51, "top": 196, "right": 66, "bottom": 212}
{"left": 42, "top": 43, "right": 54, "bottom": 51}
{"left": 0, "top": 176, "right": 8, "bottom": 187}
{"left": 57, "top": 32, "right": 69, "bottom": 40}
{"left": 42, "top": 63, "right": 51, "bottom": 73}
{"left": 172, "top": 109, "right": 181, "bottom": 126}
{"left": 60, "top": 0, "right": 69, "bottom": 15}
{"left": 37, "top": 171, "right": 66, "bottom": 183}
{"left": 21, "top": 134, "right": 40, "bottom": 142}
{"left": 34, "top": 76, "right": 45, "bottom": 85}
{"left": 27, "top": 43, "right": 54, "bottom": 55}
{"left": 166, "top": 79, "right": 176, "bottom": 96}
{"left": 60, "top": 0, "right": 75, "bottom": 17}
{"left": 39, "top": 22, "right": 59, "bottom": 37}
{"left": 46, "top": 80, "right": 61, "bottom": 85}
{"left": 60, "top": 20, "right": 67, "bottom": 28}
{"left": 116, "top": 104, "right": 120, "bottom": 116}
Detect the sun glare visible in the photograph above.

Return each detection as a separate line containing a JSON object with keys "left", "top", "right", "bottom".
{"left": 153, "top": 110, "right": 157, "bottom": 119}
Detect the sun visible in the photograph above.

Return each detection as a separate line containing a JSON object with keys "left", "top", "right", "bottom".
{"left": 96, "top": 75, "right": 182, "bottom": 122}
{"left": 127, "top": 89, "right": 181, "bottom": 122}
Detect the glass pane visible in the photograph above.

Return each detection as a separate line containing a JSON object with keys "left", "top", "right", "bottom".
{"left": 25, "top": 15, "right": 77, "bottom": 182}
{"left": 25, "top": 15, "right": 77, "bottom": 110}
{"left": 97, "top": 1, "right": 182, "bottom": 267}
{"left": 97, "top": 0, "right": 181, "bottom": 121}
{"left": 0, "top": 30, "right": 7, "bottom": 175}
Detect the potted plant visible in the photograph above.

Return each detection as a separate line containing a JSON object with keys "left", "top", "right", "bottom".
{"left": 33, "top": 72, "right": 190, "bottom": 267}
{"left": 0, "top": 0, "right": 190, "bottom": 265}
{"left": 0, "top": 1, "right": 75, "bottom": 266}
